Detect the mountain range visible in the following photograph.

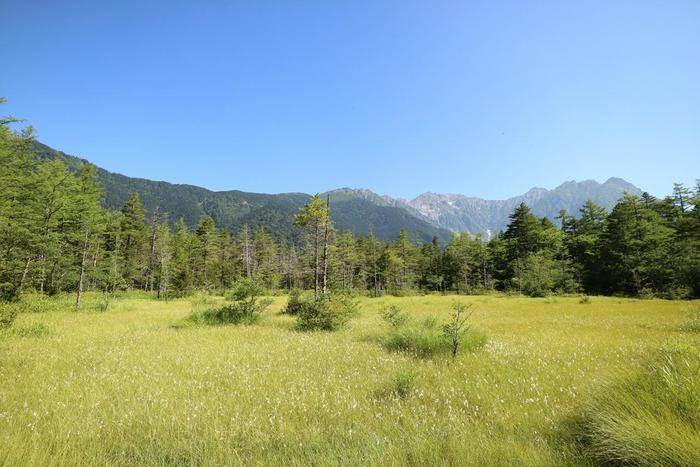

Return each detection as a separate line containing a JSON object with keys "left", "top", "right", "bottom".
{"left": 34, "top": 141, "right": 642, "bottom": 242}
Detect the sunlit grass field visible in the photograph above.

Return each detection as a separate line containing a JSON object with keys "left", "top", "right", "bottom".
{"left": 1, "top": 293, "right": 698, "bottom": 465}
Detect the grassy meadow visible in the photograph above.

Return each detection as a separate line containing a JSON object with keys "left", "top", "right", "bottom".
{"left": 1, "top": 293, "right": 698, "bottom": 466}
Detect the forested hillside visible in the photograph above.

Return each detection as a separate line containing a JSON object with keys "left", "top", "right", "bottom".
{"left": 2, "top": 106, "right": 698, "bottom": 304}
{"left": 32, "top": 142, "right": 452, "bottom": 242}
{"left": 32, "top": 141, "right": 643, "bottom": 240}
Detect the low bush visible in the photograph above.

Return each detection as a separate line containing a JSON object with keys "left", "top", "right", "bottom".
{"left": 377, "top": 366, "right": 418, "bottom": 400}
{"left": 0, "top": 282, "right": 17, "bottom": 302}
{"left": 383, "top": 303, "right": 485, "bottom": 358}
{"left": 578, "top": 295, "right": 591, "bottom": 304}
{"left": 186, "top": 279, "right": 271, "bottom": 326}
{"left": 187, "top": 301, "right": 270, "bottom": 326}
{"left": 226, "top": 279, "right": 263, "bottom": 302}
{"left": 380, "top": 304, "right": 408, "bottom": 328}
{"left": 95, "top": 295, "right": 112, "bottom": 312}
{"left": 283, "top": 289, "right": 306, "bottom": 315}
{"left": 384, "top": 316, "right": 486, "bottom": 358}
{"left": 294, "top": 294, "right": 358, "bottom": 331}
{"left": 573, "top": 342, "right": 700, "bottom": 465}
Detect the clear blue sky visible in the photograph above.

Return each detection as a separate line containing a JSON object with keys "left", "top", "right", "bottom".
{"left": 3, "top": 1, "right": 699, "bottom": 199}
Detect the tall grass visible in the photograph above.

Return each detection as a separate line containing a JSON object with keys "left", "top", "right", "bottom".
{"left": 0, "top": 302, "right": 18, "bottom": 328}
{"left": 680, "top": 304, "right": 700, "bottom": 332}
{"left": 15, "top": 291, "right": 156, "bottom": 313}
{"left": 0, "top": 294, "right": 696, "bottom": 465}
{"left": 573, "top": 341, "right": 700, "bottom": 465}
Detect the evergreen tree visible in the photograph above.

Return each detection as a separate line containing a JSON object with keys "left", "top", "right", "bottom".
{"left": 600, "top": 195, "right": 674, "bottom": 294}
{"left": 0, "top": 101, "right": 39, "bottom": 300}
{"left": 562, "top": 200, "right": 608, "bottom": 292}
{"left": 419, "top": 237, "right": 444, "bottom": 291}
{"left": 294, "top": 194, "right": 332, "bottom": 297}
{"left": 170, "top": 218, "right": 193, "bottom": 295}
{"left": 155, "top": 217, "right": 172, "bottom": 299}
{"left": 329, "top": 231, "right": 360, "bottom": 291}
{"left": 214, "top": 229, "right": 235, "bottom": 291}
{"left": 393, "top": 229, "right": 419, "bottom": 291}
{"left": 192, "top": 215, "right": 219, "bottom": 289}
{"left": 252, "top": 227, "right": 279, "bottom": 290}
{"left": 119, "top": 192, "right": 148, "bottom": 289}
{"left": 69, "top": 165, "right": 104, "bottom": 308}
{"left": 362, "top": 226, "right": 382, "bottom": 296}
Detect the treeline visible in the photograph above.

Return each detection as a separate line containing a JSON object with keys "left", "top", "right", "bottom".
{"left": 2, "top": 103, "right": 699, "bottom": 305}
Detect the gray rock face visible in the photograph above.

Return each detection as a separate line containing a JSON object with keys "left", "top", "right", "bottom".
{"left": 401, "top": 178, "right": 642, "bottom": 235}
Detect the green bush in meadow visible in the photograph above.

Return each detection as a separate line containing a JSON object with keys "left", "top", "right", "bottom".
{"left": 186, "top": 279, "right": 271, "bottom": 326}
{"left": 382, "top": 303, "right": 485, "bottom": 358}
{"left": 380, "top": 304, "right": 409, "bottom": 328}
{"left": 282, "top": 289, "right": 306, "bottom": 315}
{"left": 294, "top": 293, "right": 358, "bottom": 331}
{"left": 384, "top": 315, "right": 486, "bottom": 358}
{"left": 376, "top": 365, "right": 418, "bottom": 400}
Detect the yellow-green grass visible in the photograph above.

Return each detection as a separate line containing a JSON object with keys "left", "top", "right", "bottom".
{"left": 0, "top": 294, "right": 697, "bottom": 465}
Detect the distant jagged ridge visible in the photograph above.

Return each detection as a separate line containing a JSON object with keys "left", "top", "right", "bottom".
{"left": 401, "top": 178, "right": 642, "bottom": 235}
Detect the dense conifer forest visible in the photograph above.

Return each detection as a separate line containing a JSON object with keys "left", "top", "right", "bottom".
{"left": 2, "top": 101, "right": 699, "bottom": 305}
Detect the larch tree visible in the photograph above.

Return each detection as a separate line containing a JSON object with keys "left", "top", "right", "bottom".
{"left": 119, "top": 192, "right": 148, "bottom": 289}
{"left": 70, "top": 165, "right": 104, "bottom": 309}
{"left": 294, "top": 194, "right": 332, "bottom": 297}
{"left": 193, "top": 215, "right": 218, "bottom": 289}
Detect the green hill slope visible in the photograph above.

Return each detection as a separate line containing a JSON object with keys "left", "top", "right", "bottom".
{"left": 33, "top": 142, "right": 452, "bottom": 242}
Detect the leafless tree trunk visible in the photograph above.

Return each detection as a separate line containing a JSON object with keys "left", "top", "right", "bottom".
{"left": 314, "top": 221, "right": 320, "bottom": 298}
{"left": 371, "top": 237, "right": 379, "bottom": 297}
{"left": 90, "top": 242, "right": 100, "bottom": 289}
{"left": 322, "top": 195, "right": 330, "bottom": 294}
{"left": 18, "top": 256, "right": 31, "bottom": 295}
{"left": 243, "top": 225, "right": 252, "bottom": 279}
{"left": 75, "top": 230, "right": 89, "bottom": 310}
{"left": 146, "top": 209, "right": 159, "bottom": 292}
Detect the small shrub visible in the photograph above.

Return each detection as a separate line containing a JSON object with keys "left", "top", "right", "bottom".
{"left": 579, "top": 295, "right": 591, "bottom": 304}
{"left": 0, "top": 303, "right": 18, "bottom": 329}
{"left": 0, "top": 283, "right": 17, "bottom": 302}
{"left": 295, "top": 294, "right": 358, "bottom": 331}
{"left": 442, "top": 303, "right": 475, "bottom": 358}
{"left": 383, "top": 305, "right": 485, "bottom": 359}
{"left": 377, "top": 366, "right": 418, "bottom": 399}
{"left": 188, "top": 300, "right": 271, "bottom": 326}
{"left": 226, "top": 278, "right": 263, "bottom": 302}
{"left": 573, "top": 342, "right": 700, "bottom": 465}
{"left": 95, "top": 296, "right": 112, "bottom": 312}
{"left": 283, "top": 289, "right": 306, "bottom": 315}
{"left": 380, "top": 304, "right": 408, "bottom": 328}
{"left": 384, "top": 323, "right": 446, "bottom": 358}
{"left": 186, "top": 279, "right": 270, "bottom": 326}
